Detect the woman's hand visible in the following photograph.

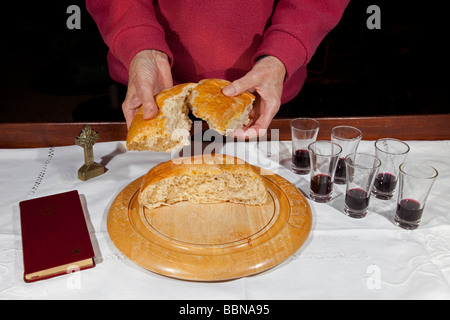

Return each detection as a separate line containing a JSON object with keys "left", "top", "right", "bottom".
{"left": 122, "top": 50, "right": 173, "bottom": 128}
{"left": 222, "top": 55, "right": 286, "bottom": 139}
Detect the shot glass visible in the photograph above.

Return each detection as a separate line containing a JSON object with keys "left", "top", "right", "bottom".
{"left": 290, "top": 118, "right": 320, "bottom": 174}
{"left": 344, "top": 153, "right": 381, "bottom": 218}
{"left": 308, "top": 140, "right": 342, "bottom": 203}
{"left": 331, "top": 126, "right": 363, "bottom": 184}
{"left": 372, "top": 138, "right": 410, "bottom": 200}
{"left": 394, "top": 162, "right": 438, "bottom": 230}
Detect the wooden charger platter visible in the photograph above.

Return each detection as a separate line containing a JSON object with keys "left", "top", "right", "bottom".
{"left": 107, "top": 158, "right": 312, "bottom": 281}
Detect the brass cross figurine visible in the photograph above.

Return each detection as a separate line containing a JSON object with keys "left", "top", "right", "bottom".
{"left": 75, "top": 124, "right": 105, "bottom": 181}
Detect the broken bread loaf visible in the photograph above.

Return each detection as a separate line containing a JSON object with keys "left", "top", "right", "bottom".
{"left": 126, "top": 83, "right": 196, "bottom": 152}
{"left": 188, "top": 79, "right": 255, "bottom": 135}
{"left": 138, "top": 154, "right": 268, "bottom": 210}
{"left": 126, "top": 79, "right": 256, "bottom": 152}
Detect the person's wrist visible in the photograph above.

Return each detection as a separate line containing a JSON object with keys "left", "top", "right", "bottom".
{"left": 132, "top": 50, "right": 169, "bottom": 64}
{"left": 256, "top": 55, "right": 286, "bottom": 81}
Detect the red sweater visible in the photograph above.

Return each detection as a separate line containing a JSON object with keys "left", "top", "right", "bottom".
{"left": 87, "top": 0, "right": 349, "bottom": 104}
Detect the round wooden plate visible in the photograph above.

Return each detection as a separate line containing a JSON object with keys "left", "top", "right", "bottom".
{"left": 107, "top": 167, "right": 312, "bottom": 281}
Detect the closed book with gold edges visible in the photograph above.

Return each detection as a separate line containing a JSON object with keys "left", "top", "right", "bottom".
{"left": 19, "top": 190, "right": 95, "bottom": 283}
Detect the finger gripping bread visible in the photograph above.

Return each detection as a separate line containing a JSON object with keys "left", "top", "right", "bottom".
{"left": 126, "top": 83, "right": 196, "bottom": 152}
{"left": 138, "top": 154, "right": 268, "bottom": 210}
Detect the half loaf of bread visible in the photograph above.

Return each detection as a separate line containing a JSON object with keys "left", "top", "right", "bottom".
{"left": 126, "top": 83, "right": 196, "bottom": 152}
{"left": 188, "top": 79, "right": 255, "bottom": 135}
{"left": 138, "top": 154, "right": 268, "bottom": 210}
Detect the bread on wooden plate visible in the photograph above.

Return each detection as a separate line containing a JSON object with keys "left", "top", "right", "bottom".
{"left": 138, "top": 154, "right": 268, "bottom": 210}
{"left": 188, "top": 79, "right": 255, "bottom": 135}
{"left": 126, "top": 82, "right": 196, "bottom": 152}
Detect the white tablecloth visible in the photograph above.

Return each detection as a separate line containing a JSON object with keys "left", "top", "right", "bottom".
{"left": 1, "top": 139, "right": 450, "bottom": 300}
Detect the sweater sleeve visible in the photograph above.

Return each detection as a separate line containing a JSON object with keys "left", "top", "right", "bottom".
{"left": 254, "top": 0, "right": 350, "bottom": 80}
{"left": 86, "top": 0, "right": 173, "bottom": 69}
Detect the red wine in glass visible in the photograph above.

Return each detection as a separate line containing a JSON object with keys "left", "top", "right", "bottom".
{"left": 374, "top": 172, "right": 397, "bottom": 193}
{"left": 373, "top": 172, "right": 397, "bottom": 199}
{"left": 396, "top": 199, "right": 423, "bottom": 224}
{"left": 311, "top": 174, "right": 332, "bottom": 195}
{"left": 292, "top": 149, "right": 310, "bottom": 174}
{"left": 292, "top": 149, "right": 310, "bottom": 167}
{"left": 345, "top": 188, "right": 369, "bottom": 211}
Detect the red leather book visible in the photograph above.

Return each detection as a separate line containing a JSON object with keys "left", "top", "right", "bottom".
{"left": 19, "top": 190, "right": 95, "bottom": 283}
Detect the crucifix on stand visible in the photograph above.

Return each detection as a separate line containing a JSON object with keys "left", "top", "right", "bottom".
{"left": 75, "top": 124, "right": 105, "bottom": 181}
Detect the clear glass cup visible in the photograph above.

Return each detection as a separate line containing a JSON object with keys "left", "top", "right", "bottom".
{"left": 372, "top": 138, "right": 410, "bottom": 200}
{"left": 394, "top": 162, "right": 438, "bottom": 230}
{"left": 344, "top": 153, "right": 381, "bottom": 218}
{"left": 290, "top": 118, "right": 320, "bottom": 175}
{"left": 331, "top": 126, "right": 363, "bottom": 184}
{"left": 308, "top": 140, "right": 342, "bottom": 203}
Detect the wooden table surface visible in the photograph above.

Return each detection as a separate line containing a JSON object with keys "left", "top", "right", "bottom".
{"left": 1, "top": 114, "right": 449, "bottom": 148}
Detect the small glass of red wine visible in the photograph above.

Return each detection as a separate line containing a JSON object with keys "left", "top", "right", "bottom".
{"left": 290, "top": 118, "right": 320, "bottom": 175}
{"left": 308, "top": 140, "right": 342, "bottom": 203}
{"left": 344, "top": 153, "right": 381, "bottom": 218}
{"left": 372, "top": 138, "right": 410, "bottom": 200}
{"left": 331, "top": 126, "right": 362, "bottom": 185}
{"left": 394, "top": 162, "right": 438, "bottom": 230}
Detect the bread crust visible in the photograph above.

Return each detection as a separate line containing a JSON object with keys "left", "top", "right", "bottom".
{"left": 126, "top": 83, "right": 196, "bottom": 152}
{"left": 126, "top": 79, "right": 256, "bottom": 152}
{"left": 138, "top": 154, "right": 268, "bottom": 209}
{"left": 188, "top": 79, "right": 255, "bottom": 135}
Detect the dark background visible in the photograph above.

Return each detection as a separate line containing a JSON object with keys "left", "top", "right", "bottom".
{"left": 0, "top": 0, "right": 448, "bottom": 122}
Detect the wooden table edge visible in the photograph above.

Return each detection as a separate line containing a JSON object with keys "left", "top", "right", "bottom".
{"left": 1, "top": 114, "right": 449, "bottom": 148}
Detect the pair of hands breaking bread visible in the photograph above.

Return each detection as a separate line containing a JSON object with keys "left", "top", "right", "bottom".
{"left": 122, "top": 50, "right": 286, "bottom": 139}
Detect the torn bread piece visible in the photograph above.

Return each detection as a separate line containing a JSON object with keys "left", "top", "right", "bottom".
{"left": 188, "top": 79, "right": 255, "bottom": 135}
{"left": 138, "top": 154, "right": 268, "bottom": 210}
{"left": 126, "top": 83, "right": 196, "bottom": 152}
